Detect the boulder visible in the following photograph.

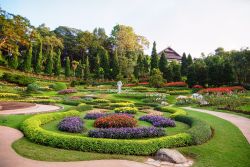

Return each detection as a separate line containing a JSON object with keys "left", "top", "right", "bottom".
{"left": 155, "top": 149, "right": 187, "bottom": 164}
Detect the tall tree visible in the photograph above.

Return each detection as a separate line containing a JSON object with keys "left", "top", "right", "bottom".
{"left": 171, "top": 61, "right": 182, "bottom": 81}
{"left": 84, "top": 56, "right": 90, "bottom": 80}
{"left": 65, "top": 56, "right": 71, "bottom": 77}
{"left": 187, "top": 64, "right": 197, "bottom": 87}
{"left": 54, "top": 50, "right": 61, "bottom": 76}
{"left": 159, "top": 52, "right": 168, "bottom": 80}
{"left": 134, "top": 53, "right": 143, "bottom": 79}
{"left": 71, "top": 60, "right": 79, "bottom": 77}
{"left": 166, "top": 64, "right": 173, "bottom": 82}
{"left": 35, "top": 40, "right": 43, "bottom": 73}
{"left": 99, "top": 48, "right": 109, "bottom": 79}
{"left": 24, "top": 44, "right": 33, "bottom": 72}
{"left": 9, "top": 47, "right": 19, "bottom": 69}
{"left": 45, "top": 49, "right": 53, "bottom": 75}
{"left": 187, "top": 54, "right": 193, "bottom": 66}
{"left": 150, "top": 41, "right": 158, "bottom": 71}
{"left": 109, "top": 49, "right": 119, "bottom": 79}
{"left": 181, "top": 53, "right": 188, "bottom": 76}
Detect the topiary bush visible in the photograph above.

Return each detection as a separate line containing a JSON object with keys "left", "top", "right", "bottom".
{"left": 49, "top": 82, "right": 67, "bottom": 91}
{"left": 26, "top": 83, "right": 40, "bottom": 92}
{"left": 94, "top": 114, "right": 137, "bottom": 128}
{"left": 58, "top": 117, "right": 84, "bottom": 133}
{"left": 114, "top": 107, "right": 138, "bottom": 114}
{"left": 88, "top": 127, "right": 165, "bottom": 139}
{"left": 139, "top": 115, "right": 176, "bottom": 127}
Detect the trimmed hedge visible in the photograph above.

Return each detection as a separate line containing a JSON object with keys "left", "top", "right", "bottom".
{"left": 49, "top": 82, "right": 67, "bottom": 91}
{"left": 174, "top": 115, "right": 212, "bottom": 145}
{"left": 158, "top": 106, "right": 187, "bottom": 118}
{"left": 1, "top": 72, "right": 36, "bottom": 86}
{"left": 20, "top": 110, "right": 193, "bottom": 155}
{"left": 114, "top": 107, "right": 138, "bottom": 114}
{"left": 76, "top": 103, "right": 93, "bottom": 111}
{"left": 0, "top": 92, "right": 20, "bottom": 98}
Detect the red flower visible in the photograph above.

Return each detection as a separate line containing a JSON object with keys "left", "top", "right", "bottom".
{"left": 198, "top": 86, "right": 245, "bottom": 94}
{"left": 165, "top": 82, "right": 187, "bottom": 87}
{"left": 193, "top": 85, "right": 204, "bottom": 89}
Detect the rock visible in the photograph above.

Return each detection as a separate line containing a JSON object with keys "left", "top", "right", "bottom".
{"left": 155, "top": 149, "right": 187, "bottom": 164}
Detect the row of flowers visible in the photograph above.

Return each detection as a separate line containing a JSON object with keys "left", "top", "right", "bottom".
{"left": 88, "top": 127, "right": 165, "bottom": 139}
{"left": 58, "top": 88, "right": 77, "bottom": 94}
{"left": 84, "top": 113, "right": 134, "bottom": 120}
{"left": 124, "top": 82, "right": 149, "bottom": 87}
{"left": 198, "top": 86, "right": 245, "bottom": 94}
{"left": 58, "top": 117, "right": 84, "bottom": 133}
{"left": 139, "top": 115, "right": 176, "bottom": 127}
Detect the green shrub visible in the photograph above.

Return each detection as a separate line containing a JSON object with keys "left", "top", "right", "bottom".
{"left": 49, "top": 82, "right": 67, "bottom": 91}
{"left": 174, "top": 115, "right": 212, "bottom": 145}
{"left": 62, "top": 100, "right": 82, "bottom": 106}
{"left": 92, "top": 99, "right": 110, "bottom": 103}
{"left": 1, "top": 73, "right": 36, "bottom": 86}
{"left": 158, "top": 106, "right": 187, "bottom": 118}
{"left": 114, "top": 107, "right": 138, "bottom": 114}
{"left": 20, "top": 110, "right": 193, "bottom": 155}
{"left": 114, "top": 93, "right": 146, "bottom": 99}
{"left": 76, "top": 103, "right": 93, "bottom": 111}
{"left": 26, "top": 83, "right": 40, "bottom": 92}
{"left": 165, "top": 90, "right": 191, "bottom": 95}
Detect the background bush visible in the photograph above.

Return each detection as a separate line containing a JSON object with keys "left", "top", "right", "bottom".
{"left": 1, "top": 72, "right": 36, "bottom": 86}
{"left": 49, "top": 82, "right": 67, "bottom": 91}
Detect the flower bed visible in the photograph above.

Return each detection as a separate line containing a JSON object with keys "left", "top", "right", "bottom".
{"left": 94, "top": 114, "right": 137, "bottom": 128}
{"left": 139, "top": 115, "right": 175, "bottom": 127}
{"left": 88, "top": 127, "right": 165, "bottom": 139}
{"left": 92, "top": 99, "right": 110, "bottom": 103}
{"left": 58, "top": 89, "right": 77, "bottom": 94}
{"left": 84, "top": 113, "right": 106, "bottom": 119}
{"left": 193, "top": 85, "right": 204, "bottom": 89}
{"left": 198, "top": 86, "right": 245, "bottom": 94}
{"left": 58, "top": 117, "right": 84, "bottom": 133}
{"left": 114, "top": 107, "right": 138, "bottom": 114}
{"left": 76, "top": 103, "right": 93, "bottom": 111}
{"left": 165, "top": 82, "right": 187, "bottom": 87}
{"left": 158, "top": 106, "right": 187, "bottom": 118}
{"left": 0, "top": 92, "right": 20, "bottom": 98}
{"left": 110, "top": 102, "right": 134, "bottom": 108}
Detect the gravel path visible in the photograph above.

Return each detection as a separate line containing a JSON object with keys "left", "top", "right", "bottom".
{"left": 0, "top": 104, "right": 61, "bottom": 115}
{"left": 182, "top": 107, "right": 250, "bottom": 144}
{"left": 0, "top": 126, "right": 153, "bottom": 167}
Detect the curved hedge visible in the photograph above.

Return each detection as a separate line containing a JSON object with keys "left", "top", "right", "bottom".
{"left": 21, "top": 109, "right": 212, "bottom": 155}
{"left": 158, "top": 106, "right": 187, "bottom": 118}
{"left": 174, "top": 115, "right": 212, "bottom": 145}
{"left": 21, "top": 110, "right": 192, "bottom": 155}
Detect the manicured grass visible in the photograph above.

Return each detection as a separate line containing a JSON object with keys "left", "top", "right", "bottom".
{"left": 0, "top": 114, "right": 31, "bottom": 128}
{"left": 178, "top": 109, "right": 250, "bottom": 167}
{"left": 12, "top": 138, "right": 147, "bottom": 162}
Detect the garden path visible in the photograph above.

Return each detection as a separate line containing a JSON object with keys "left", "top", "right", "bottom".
{"left": 0, "top": 126, "right": 153, "bottom": 167}
{"left": 182, "top": 107, "right": 250, "bottom": 144}
{"left": 0, "top": 104, "right": 61, "bottom": 115}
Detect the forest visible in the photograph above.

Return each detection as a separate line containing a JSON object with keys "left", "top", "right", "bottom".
{"left": 0, "top": 7, "right": 249, "bottom": 87}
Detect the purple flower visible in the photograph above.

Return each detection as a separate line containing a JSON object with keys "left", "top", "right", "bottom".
{"left": 58, "top": 89, "right": 77, "bottom": 94}
{"left": 58, "top": 117, "right": 84, "bottom": 133}
{"left": 84, "top": 113, "right": 134, "bottom": 120}
{"left": 88, "top": 127, "right": 165, "bottom": 139}
{"left": 139, "top": 115, "right": 175, "bottom": 127}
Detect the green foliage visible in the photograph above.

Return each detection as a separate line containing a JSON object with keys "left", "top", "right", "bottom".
{"left": 9, "top": 48, "right": 19, "bottom": 69}
{"left": 26, "top": 83, "right": 40, "bottom": 92}
{"left": 65, "top": 57, "right": 71, "bottom": 77}
{"left": 99, "top": 48, "right": 109, "bottom": 79}
{"left": 110, "top": 102, "right": 134, "bottom": 108}
{"left": 0, "top": 51, "right": 7, "bottom": 66}
{"left": 24, "top": 45, "right": 32, "bottom": 72}
{"left": 187, "top": 64, "right": 196, "bottom": 87}
{"left": 45, "top": 50, "right": 53, "bottom": 75}
{"left": 35, "top": 40, "right": 43, "bottom": 73}
{"left": 114, "top": 107, "right": 138, "bottom": 114}
{"left": 54, "top": 50, "right": 61, "bottom": 76}
{"left": 1, "top": 72, "right": 36, "bottom": 86}
{"left": 92, "top": 99, "right": 110, "bottom": 103}
{"left": 159, "top": 52, "right": 168, "bottom": 80}
{"left": 109, "top": 50, "right": 119, "bottom": 79}
{"left": 150, "top": 41, "right": 158, "bottom": 71}
{"left": 49, "top": 82, "right": 67, "bottom": 91}
{"left": 181, "top": 53, "right": 188, "bottom": 76}
{"left": 76, "top": 103, "right": 93, "bottom": 111}
{"left": 171, "top": 61, "right": 181, "bottom": 81}
{"left": 0, "top": 92, "right": 20, "bottom": 98}
{"left": 174, "top": 115, "right": 212, "bottom": 145}
{"left": 84, "top": 56, "right": 90, "bottom": 80}
{"left": 149, "top": 68, "right": 164, "bottom": 88}
{"left": 20, "top": 110, "right": 193, "bottom": 155}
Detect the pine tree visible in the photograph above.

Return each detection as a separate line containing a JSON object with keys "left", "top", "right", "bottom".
{"left": 187, "top": 64, "right": 196, "bottom": 87}
{"left": 71, "top": 60, "right": 79, "bottom": 77}
{"left": 134, "top": 54, "right": 143, "bottom": 79}
{"left": 24, "top": 44, "right": 32, "bottom": 72}
{"left": 110, "top": 49, "right": 119, "bottom": 79}
{"left": 150, "top": 41, "right": 158, "bottom": 71}
{"left": 54, "top": 50, "right": 61, "bottom": 76}
{"left": 84, "top": 56, "right": 90, "bottom": 80}
{"left": 187, "top": 54, "right": 193, "bottom": 66}
{"left": 45, "top": 49, "right": 53, "bottom": 75}
{"left": 100, "top": 49, "right": 109, "bottom": 79}
{"left": 35, "top": 40, "right": 43, "bottom": 73}
{"left": 65, "top": 56, "right": 71, "bottom": 77}
{"left": 76, "top": 60, "right": 84, "bottom": 79}
{"left": 94, "top": 54, "right": 100, "bottom": 79}
{"left": 166, "top": 64, "right": 173, "bottom": 82}
{"left": 172, "top": 61, "right": 181, "bottom": 81}
{"left": 181, "top": 53, "right": 188, "bottom": 76}
{"left": 159, "top": 52, "right": 168, "bottom": 80}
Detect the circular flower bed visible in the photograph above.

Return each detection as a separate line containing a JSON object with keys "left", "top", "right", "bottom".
{"left": 139, "top": 115, "right": 176, "bottom": 127}
{"left": 84, "top": 113, "right": 106, "bottom": 119}
{"left": 58, "top": 117, "right": 84, "bottom": 133}
{"left": 88, "top": 127, "right": 165, "bottom": 139}
{"left": 114, "top": 107, "right": 138, "bottom": 114}
{"left": 94, "top": 114, "right": 137, "bottom": 128}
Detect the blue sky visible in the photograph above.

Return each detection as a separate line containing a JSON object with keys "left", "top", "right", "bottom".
{"left": 1, "top": 0, "right": 250, "bottom": 57}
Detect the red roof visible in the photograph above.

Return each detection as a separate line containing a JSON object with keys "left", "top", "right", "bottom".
{"left": 158, "top": 47, "right": 182, "bottom": 60}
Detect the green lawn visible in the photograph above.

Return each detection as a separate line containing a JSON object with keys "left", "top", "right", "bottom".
{"left": 178, "top": 109, "right": 250, "bottom": 167}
